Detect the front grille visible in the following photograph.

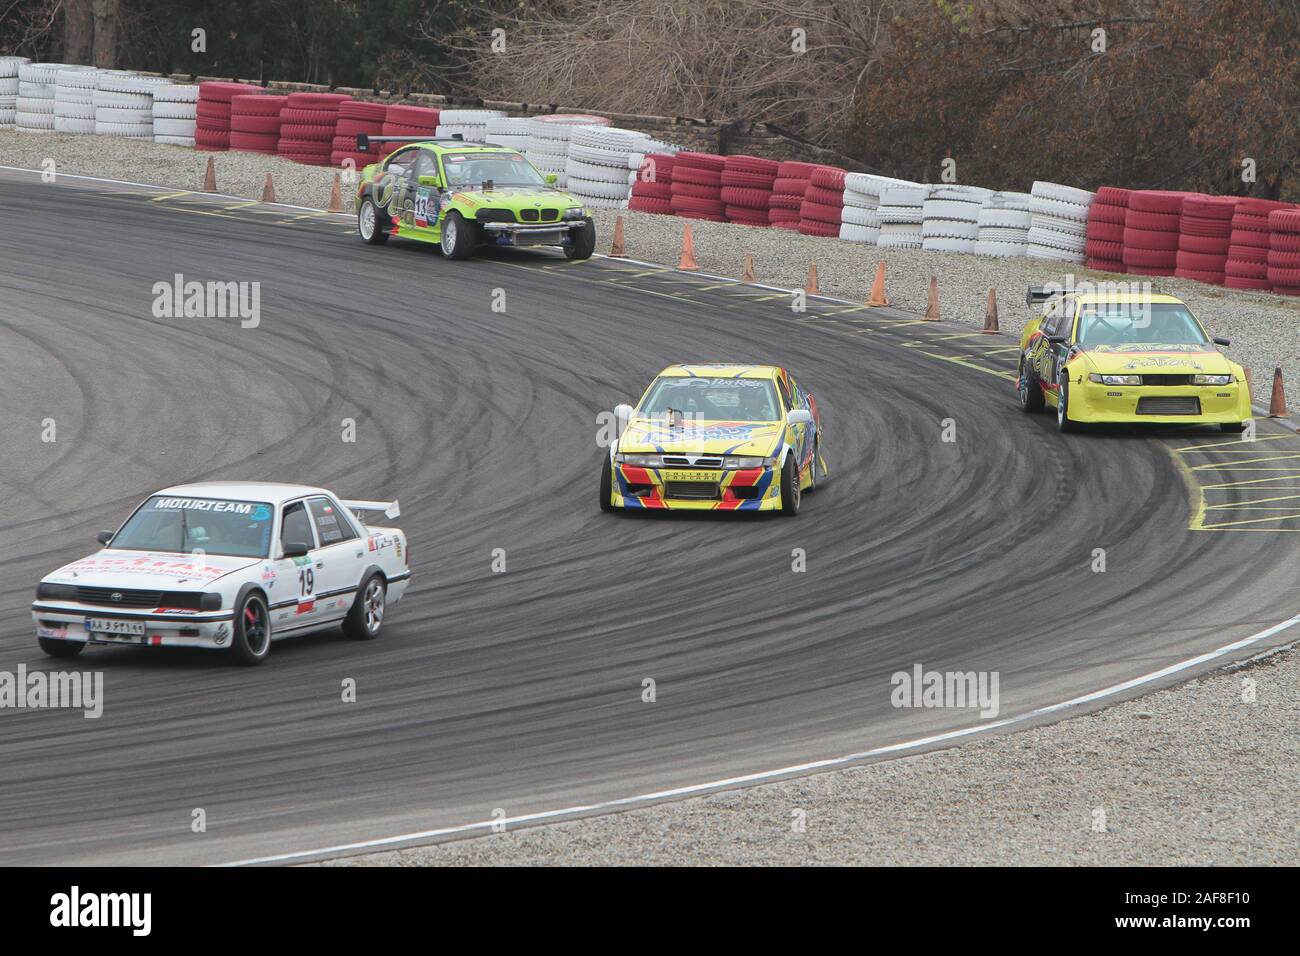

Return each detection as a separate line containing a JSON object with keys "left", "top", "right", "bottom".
{"left": 1140, "top": 374, "right": 1192, "bottom": 386}
{"left": 541, "top": 208, "right": 559, "bottom": 222}
{"left": 664, "top": 481, "right": 720, "bottom": 500}
{"left": 1136, "top": 396, "right": 1201, "bottom": 415}
{"left": 476, "top": 209, "right": 515, "bottom": 223}
{"left": 73, "top": 587, "right": 203, "bottom": 609}
{"left": 661, "top": 456, "right": 722, "bottom": 468}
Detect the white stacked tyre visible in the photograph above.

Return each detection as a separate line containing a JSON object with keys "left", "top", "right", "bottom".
{"left": 54, "top": 68, "right": 99, "bottom": 133}
{"left": 0, "top": 57, "right": 30, "bottom": 129}
{"left": 1026, "top": 180, "right": 1094, "bottom": 262}
{"left": 482, "top": 115, "right": 532, "bottom": 151}
{"left": 15, "top": 62, "right": 80, "bottom": 132}
{"left": 877, "top": 185, "right": 930, "bottom": 248}
{"left": 974, "top": 191, "right": 1032, "bottom": 257}
{"left": 434, "top": 108, "right": 506, "bottom": 143}
{"left": 523, "top": 114, "right": 610, "bottom": 188}
{"left": 152, "top": 83, "right": 198, "bottom": 146}
{"left": 565, "top": 125, "right": 651, "bottom": 208}
{"left": 921, "top": 184, "right": 992, "bottom": 253}
{"left": 841, "top": 174, "right": 919, "bottom": 244}
{"left": 94, "top": 71, "right": 167, "bottom": 138}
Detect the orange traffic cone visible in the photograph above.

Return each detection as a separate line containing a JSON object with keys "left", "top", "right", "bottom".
{"left": 982, "top": 287, "right": 999, "bottom": 333}
{"left": 804, "top": 261, "right": 819, "bottom": 295}
{"left": 609, "top": 215, "right": 626, "bottom": 257}
{"left": 865, "top": 261, "right": 889, "bottom": 306}
{"left": 678, "top": 223, "right": 700, "bottom": 271}
{"left": 259, "top": 173, "right": 276, "bottom": 204}
{"left": 741, "top": 253, "right": 757, "bottom": 283}
{"left": 1244, "top": 367, "right": 1254, "bottom": 399}
{"left": 924, "top": 275, "right": 940, "bottom": 321}
{"left": 326, "top": 173, "right": 344, "bottom": 213}
{"left": 201, "top": 156, "right": 216, "bottom": 193}
{"left": 1269, "top": 367, "right": 1289, "bottom": 417}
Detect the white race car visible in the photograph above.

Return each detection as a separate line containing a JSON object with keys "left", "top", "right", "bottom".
{"left": 32, "top": 482, "right": 412, "bottom": 665}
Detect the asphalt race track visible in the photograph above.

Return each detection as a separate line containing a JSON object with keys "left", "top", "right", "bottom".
{"left": 1, "top": 169, "right": 1297, "bottom": 864}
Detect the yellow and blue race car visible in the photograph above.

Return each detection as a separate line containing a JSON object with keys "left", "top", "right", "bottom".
{"left": 1017, "top": 287, "right": 1252, "bottom": 433}
{"left": 600, "top": 364, "right": 827, "bottom": 514}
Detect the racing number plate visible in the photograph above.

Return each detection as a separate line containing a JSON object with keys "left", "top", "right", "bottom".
{"left": 86, "top": 618, "right": 146, "bottom": 641}
{"left": 662, "top": 470, "right": 720, "bottom": 483}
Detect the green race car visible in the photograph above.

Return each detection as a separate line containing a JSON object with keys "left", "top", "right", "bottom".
{"left": 352, "top": 134, "right": 597, "bottom": 260}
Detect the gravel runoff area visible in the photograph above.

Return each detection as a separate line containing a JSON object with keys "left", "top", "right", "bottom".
{"left": 322, "top": 643, "right": 1299, "bottom": 866}
{"left": 2, "top": 130, "right": 1295, "bottom": 865}
{"left": 2, "top": 129, "right": 1295, "bottom": 409}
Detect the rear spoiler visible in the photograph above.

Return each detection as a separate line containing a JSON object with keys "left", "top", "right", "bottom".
{"left": 356, "top": 133, "right": 463, "bottom": 151}
{"left": 343, "top": 499, "right": 400, "bottom": 520}
{"left": 1025, "top": 286, "right": 1059, "bottom": 306}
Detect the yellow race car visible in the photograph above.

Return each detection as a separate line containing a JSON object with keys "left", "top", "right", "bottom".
{"left": 1017, "top": 287, "right": 1253, "bottom": 432}
{"left": 600, "top": 364, "right": 827, "bottom": 514}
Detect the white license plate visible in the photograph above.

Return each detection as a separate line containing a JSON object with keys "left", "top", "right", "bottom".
{"left": 86, "top": 618, "right": 146, "bottom": 637}
{"left": 663, "top": 470, "right": 722, "bottom": 483}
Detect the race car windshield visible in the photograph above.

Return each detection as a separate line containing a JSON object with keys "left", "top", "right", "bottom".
{"left": 441, "top": 152, "right": 547, "bottom": 188}
{"left": 1076, "top": 303, "right": 1210, "bottom": 348}
{"left": 638, "top": 377, "right": 781, "bottom": 422}
{"left": 110, "top": 496, "right": 275, "bottom": 558}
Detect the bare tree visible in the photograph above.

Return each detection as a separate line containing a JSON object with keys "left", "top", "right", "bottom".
{"left": 91, "top": 0, "right": 119, "bottom": 66}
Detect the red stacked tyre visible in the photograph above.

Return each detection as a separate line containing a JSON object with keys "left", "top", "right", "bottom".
{"left": 229, "top": 93, "right": 286, "bottom": 155}
{"left": 628, "top": 153, "right": 674, "bottom": 215}
{"left": 1123, "top": 190, "right": 1198, "bottom": 275}
{"left": 1084, "top": 186, "right": 1128, "bottom": 271}
{"left": 378, "top": 103, "right": 439, "bottom": 160}
{"left": 799, "top": 166, "right": 845, "bottom": 237}
{"left": 277, "top": 92, "right": 351, "bottom": 166}
{"left": 719, "top": 155, "right": 778, "bottom": 226}
{"left": 1266, "top": 208, "right": 1300, "bottom": 296}
{"left": 1174, "top": 195, "right": 1236, "bottom": 285}
{"left": 332, "top": 99, "right": 386, "bottom": 170}
{"left": 195, "top": 81, "right": 262, "bottom": 151}
{"left": 769, "top": 160, "right": 816, "bottom": 230}
{"left": 670, "top": 152, "right": 727, "bottom": 222}
{"left": 1226, "top": 198, "right": 1293, "bottom": 290}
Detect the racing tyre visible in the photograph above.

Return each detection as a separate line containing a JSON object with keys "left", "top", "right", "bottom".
{"left": 780, "top": 454, "right": 801, "bottom": 516}
{"left": 440, "top": 210, "right": 474, "bottom": 260}
{"left": 565, "top": 220, "right": 596, "bottom": 260}
{"left": 357, "top": 198, "right": 388, "bottom": 245}
{"left": 1056, "top": 372, "right": 1081, "bottom": 433}
{"left": 231, "top": 593, "right": 271, "bottom": 665}
{"left": 39, "top": 637, "right": 84, "bottom": 658}
{"left": 1018, "top": 358, "right": 1045, "bottom": 413}
{"left": 343, "top": 574, "right": 386, "bottom": 641}
{"left": 599, "top": 455, "right": 615, "bottom": 512}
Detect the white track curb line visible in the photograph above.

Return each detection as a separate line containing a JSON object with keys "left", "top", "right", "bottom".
{"left": 228, "top": 610, "right": 1300, "bottom": 866}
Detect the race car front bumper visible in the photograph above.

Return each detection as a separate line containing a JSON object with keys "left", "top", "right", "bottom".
{"left": 1065, "top": 377, "right": 1253, "bottom": 425}
{"left": 612, "top": 463, "right": 783, "bottom": 511}
{"left": 480, "top": 219, "right": 589, "bottom": 247}
{"left": 31, "top": 603, "right": 236, "bottom": 650}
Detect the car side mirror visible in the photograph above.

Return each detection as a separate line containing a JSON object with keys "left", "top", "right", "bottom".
{"left": 282, "top": 541, "right": 311, "bottom": 559}
{"left": 613, "top": 403, "right": 635, "bottom": 434}
{"left": 545, "top": 173, "right": 558, "bottom": 186}
{"left": 1213, "top": 336, "right": 1230, "bottom": 347}
{"left": 97, "top": 530, "right": 114, "bottom": 546}
{"left": 787, "top": 409, "right": 813, "bottom": 425}
{"left": 418, "top": 174, "right": 441, "bottom": 188}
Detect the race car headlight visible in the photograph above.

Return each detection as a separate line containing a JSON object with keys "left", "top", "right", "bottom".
{"left": 199, "top": 592, "right": 224, "bottom": 611}
{"left": 563, "top": 207, "right": 586, "bottom": 219}
{"left": 1089, "top": 373, "right": 1141, "bottom": 385}
{"left": 1191, "top": 374, "right": 1233, "bottom": 386}
{"left": 616, "top": 453, "right": 660, "bottom": 467}
{"left": 36, "top": 582, "right": 77, "bottom": 601}
{"left": 722, "top": 456, "right": 767, "bottom": 469}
